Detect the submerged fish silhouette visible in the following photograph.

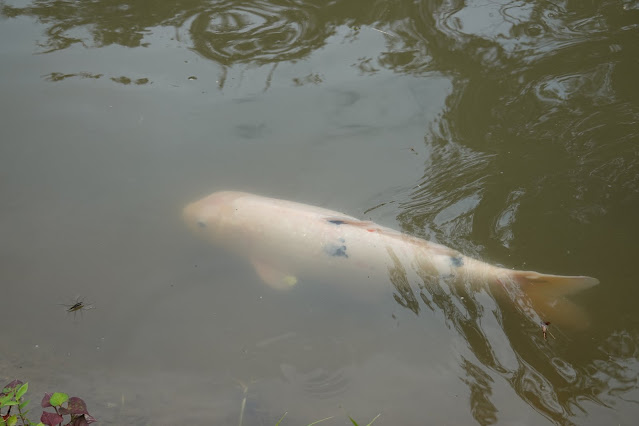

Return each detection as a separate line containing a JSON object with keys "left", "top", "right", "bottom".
{"left": 183, "top": 191, "right": 599, "bottom": 329}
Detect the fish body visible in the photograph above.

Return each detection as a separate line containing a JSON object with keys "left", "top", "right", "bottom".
{"left": 183, "top": 191, "right": 599, "bottom": 328}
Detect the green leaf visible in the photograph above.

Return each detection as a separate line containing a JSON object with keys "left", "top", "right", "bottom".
{"left": 15, "top": 383, "right": 28, "bottom": 400}
{"left": 2, "top": 400, "right": 18, "bottom": 406}
{"left": 6, "top": 415, "right": 17, "bottom": 426}
{"left": 349, "top": 417, "right": 359, "bottom": 426}
{"left": 275, "top": 412, "right": 288, "bottom": 426}
{"left": 307, "top": 416, "right": 333, "bottom": 425}
{"left": 0, "top": 389, "right": 16, "bottom": 399}
{"left": 19, "top": 398, "right": 30, "bottom": 410}
{"left": 366, "top": 414, "right": 381, "bottom": 425}
{"left": 48, "top": 392, "right": 68, "bottom": 407}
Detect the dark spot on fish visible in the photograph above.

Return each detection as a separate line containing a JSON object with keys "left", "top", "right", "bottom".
{"left": 332, "top": 246, "right": 348, "bottom": 257}
{"left": 450, "top": 256, "right": 464, "bottom": 267}
{"left": 328, "top": 219, "right": 347, "bottom": 225}
{"left": 197, "top": 220, "right": 207, "bottom": 228}
{"left": 325, "top": 244, "right": 348, "bottom": 258}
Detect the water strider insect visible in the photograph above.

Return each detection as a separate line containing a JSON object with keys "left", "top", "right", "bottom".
{"left": 60, "top": 296, "right": 95, "bottom": 319}
{"left": 401, "top": 147, "right": 419, "bottom": 155}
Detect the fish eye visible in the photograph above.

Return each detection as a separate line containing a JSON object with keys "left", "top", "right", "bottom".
{"left": 197, "top": 220, "right": 207, "bottom": 228}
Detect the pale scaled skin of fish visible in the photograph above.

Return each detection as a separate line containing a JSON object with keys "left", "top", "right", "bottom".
{"left": 183, "top": 191, "right": 599, "bottom": 329}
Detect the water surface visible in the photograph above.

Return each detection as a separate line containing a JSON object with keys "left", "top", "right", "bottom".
{"left": 1, "top": 0, "right": 638, "bottom": 424}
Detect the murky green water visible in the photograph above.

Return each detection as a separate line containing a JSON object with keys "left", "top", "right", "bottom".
{"left": 1, "top": 0, "right": 638, "bottom": 424}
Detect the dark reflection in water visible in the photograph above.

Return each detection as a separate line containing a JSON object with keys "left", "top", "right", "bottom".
{"left": 387, "top": 1, "right": 639, "bottom": 422}
{"left": 461, "top": 358, "right": 498, "bottom": 425}
{"left": 188, "top": 0, "right": 331, "bottom": 65}
{"left": 3, "top": 0, "right": 639, "bottom": 424}
{"left": 2, "top": 0, "right": 334, "bottom": 64}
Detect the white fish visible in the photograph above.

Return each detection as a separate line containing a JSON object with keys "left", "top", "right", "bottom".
{"left": 183, "top": 191, "right": 599, "bottom": 329}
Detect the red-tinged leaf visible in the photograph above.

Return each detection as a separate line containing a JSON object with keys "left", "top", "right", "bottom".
{"left": 41, "top": 392, "right": 53, "bottom": 408}
{"left": 66, "top": 414, "right": 97, "bottom": 426}
{"left": 2, "top": 380, "right": 23, "bottom": 396}
{"left": 63, "top": 397, "right": 88, "bottom": 415}
{"left": 4, "top": 380, "right": 23, "bottom": 390}
{"left": 68, "top": 416, "right": 89, "bottom": 426}
{"left": 40, "top": 411, "right": 64, "bottom": 426}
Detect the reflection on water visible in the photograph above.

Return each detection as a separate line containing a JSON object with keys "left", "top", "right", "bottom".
{"left": 398, "top": 137, "right": 492, "bottom": 256}
{"left": 188, "top": 0, "right": 331, "bottom": 66}
{"left": 2, "top": 0, "right": 639, "bottom": 424}
{"left": 2, "top": 0, "right": 334, "bottom": 65}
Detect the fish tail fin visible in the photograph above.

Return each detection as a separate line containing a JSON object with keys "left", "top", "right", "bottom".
{"left": 509, "top": 271, "right": 599, "bottom": 329}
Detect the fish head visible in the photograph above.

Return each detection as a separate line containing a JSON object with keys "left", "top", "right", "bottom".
{"left": 182, "top": 191, "right": 246, "bottom": 241}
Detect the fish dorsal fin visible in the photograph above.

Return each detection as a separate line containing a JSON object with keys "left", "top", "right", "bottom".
{"left": 324, "top": 216, "right": 461, "bottom": 256}
{"left": 325, "top": 217, "right": 379, "bottom": 229}
{"left": 324, "top": 216, "right": 413, "bottom": 239}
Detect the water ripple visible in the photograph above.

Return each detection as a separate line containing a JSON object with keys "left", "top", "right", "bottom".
{"left": 280, "top": 363, "right": 349, "bottom": 399}
{"left": 188, "top": 0, "right": 330, "bottom": 65}
{"left": 398, "top": 137, "right": 494, "bottom": 256}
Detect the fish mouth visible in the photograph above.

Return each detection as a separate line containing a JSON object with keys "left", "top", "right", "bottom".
{"left": 182, "top": 202, "right": 202, "bottom": 233}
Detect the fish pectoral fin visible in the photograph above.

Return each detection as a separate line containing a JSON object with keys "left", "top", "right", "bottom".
{"left": 251, "top": 259, "right": 298, "bottom": 290}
